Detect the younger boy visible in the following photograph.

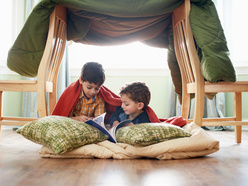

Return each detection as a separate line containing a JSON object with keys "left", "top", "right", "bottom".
{"left": 69, "top": 62, "right": 106, "bottom": 122}
{"left": 108, "top": 82, "right": 151, "bottom": 127}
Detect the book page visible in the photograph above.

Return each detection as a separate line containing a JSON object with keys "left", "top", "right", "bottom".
{"left": 85, "top": 115, "right": 116, "bottom": 143}
{"left": 92, "top": 113, "right": 106, "bottom": 127}
{"left": 108, "top": 119, "right": 132, "bottom": 141}
{"left": 86, "top": 114, "right": 132, "bottom": 143}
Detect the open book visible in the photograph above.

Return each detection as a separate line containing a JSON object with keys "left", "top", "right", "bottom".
{"left": 85, "top": 113, "right": 132, "bottom": 143}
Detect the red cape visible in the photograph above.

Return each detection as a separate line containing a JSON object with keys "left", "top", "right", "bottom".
{"left": 51, "top": 80, "right": 187, "bottom": 127}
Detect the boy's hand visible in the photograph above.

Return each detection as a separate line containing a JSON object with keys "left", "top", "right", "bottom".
{"left": 105, "top": 124, "right": 111, "bottom": 130}
{"left": 126, "top": 122, "right": 134, "bottom": 126}
{"left": 70, "top": 116, "right": 93, "bottom": 122}
{"left": 112, "top": 121, "right": 119, "bottom": 128}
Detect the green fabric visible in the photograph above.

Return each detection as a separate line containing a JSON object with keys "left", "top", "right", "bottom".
{"left": 16, "top": 116, "right": 108, "bottom": 154}
{"left": 190, "top": 1, "right": 236, "bottom": 83}
{"left": 168, "top": 0, "right": 236, "bottom": 100}
{"left": 7, "top": 1, "right": 55, "bottom": 77}
{"left": 116, "top": 123, "right": 192, "bottom": 146}
{"left": 7, "top": 0, "right": 236, "bottom": 94}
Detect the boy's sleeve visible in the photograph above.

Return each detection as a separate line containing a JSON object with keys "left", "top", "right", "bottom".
{"left": 108, "top": 106, "right": 122, "bottom": 126}
{"left": 137, "top": 111, "right": 151, "bottom": 123}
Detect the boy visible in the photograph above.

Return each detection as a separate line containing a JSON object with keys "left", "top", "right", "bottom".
{"left": 69, "top": 62, "right": 105, "bottom": 122}
{"left": 108, "top": 82, "right": 151, "bottom": 127}
{"left": 52, "top": 62, "right": 106, "bottom": 122}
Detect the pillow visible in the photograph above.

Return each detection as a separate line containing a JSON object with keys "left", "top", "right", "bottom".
{"left": 116, "top": 123, "right": 191, "bottom": 146}
{"left": 17, "top": 116, "right": 108, "bottom": 154}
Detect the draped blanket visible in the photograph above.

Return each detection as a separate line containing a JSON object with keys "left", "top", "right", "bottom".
{"left": 7, "top": 0, "right": 236, "bottom": 96}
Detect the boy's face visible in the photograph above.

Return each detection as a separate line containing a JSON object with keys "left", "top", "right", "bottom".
{"left": 121, "top": 94, "right": 142, "bottom": 116}
{"left": 80, "top": 80, "right": 101, "bottom": 99}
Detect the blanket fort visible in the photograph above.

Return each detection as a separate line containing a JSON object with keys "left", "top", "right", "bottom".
{"left": 7, "top": 0, "right": 236, "bottom": 97}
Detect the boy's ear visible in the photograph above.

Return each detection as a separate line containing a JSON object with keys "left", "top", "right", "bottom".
{"left": 138, "top": 102, "right": 144, "bottom": 110}
{"left": 79, "top": 78, "right": 83, "bottom": 84}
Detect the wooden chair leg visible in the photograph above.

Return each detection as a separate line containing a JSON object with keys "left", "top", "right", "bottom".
{"left": 37, "top": 88, "right": 48, "bottom": 118}
{"left": 193, "top": 89, "right": 205, "bottom": 126}
{"left": 181, "top": 93, "right": 191, "bottom": 120}
{"left": 235, "top": 126, "right": 242, "bottom": 143}
{"left": 234, "top": 92, "right": 242, "bottom": 143}
{"left": 49, "top": 91, "right": 57, "bottom": 115}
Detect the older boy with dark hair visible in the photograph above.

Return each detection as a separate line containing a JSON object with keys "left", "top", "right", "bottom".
{"left": 68, "top": 62, "right": 105, "bottom": 122}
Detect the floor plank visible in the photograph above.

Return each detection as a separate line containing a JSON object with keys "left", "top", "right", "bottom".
{"left": 0, "top": 128, "right": 248, "bottom": 186}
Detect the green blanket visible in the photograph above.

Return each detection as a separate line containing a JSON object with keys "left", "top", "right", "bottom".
{"left": 7, "top": 0, "right": 236, "bottom": 96}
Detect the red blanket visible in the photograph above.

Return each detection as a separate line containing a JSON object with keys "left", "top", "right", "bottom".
{"left": 51, "top": 79, "right": 187, "bottom": 127}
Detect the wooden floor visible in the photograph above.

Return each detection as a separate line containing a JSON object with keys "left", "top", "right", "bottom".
{"left": 1, "top": 128, "right": 248, "bottom": 186}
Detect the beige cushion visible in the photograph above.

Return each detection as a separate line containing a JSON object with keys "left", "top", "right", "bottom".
{"left": 17, "top": 116, "right": 108, "bottom": 154}
{"left": 116, "top": 123, "right": 191, "bottom": 146}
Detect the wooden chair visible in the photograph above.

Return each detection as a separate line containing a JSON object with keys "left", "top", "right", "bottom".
{"left": 172, "top": 0, "right": 248, "bottom": 143}
{"left": 0, "top": 6, "right": 67, "bottom": 130}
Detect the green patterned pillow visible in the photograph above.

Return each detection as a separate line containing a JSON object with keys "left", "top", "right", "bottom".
{"left": 17, "top": 116, "right": 108, "bottom": 154}
{"left": 116, "top": 123, "right": 191, "bottom": 146}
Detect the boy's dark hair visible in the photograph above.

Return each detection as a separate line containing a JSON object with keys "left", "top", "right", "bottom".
{"left": 119, "top": 82, "right": 151, "bottom": 108}
{"left": 80, "top": 62, "right": 105, "bottom": 86}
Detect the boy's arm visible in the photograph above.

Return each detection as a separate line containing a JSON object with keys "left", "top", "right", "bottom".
{"left": 70, "top": 116, "right": 93, "bottom": 122}
{"left": 108, "top": 106, "right": 122, "bottom": 127}
{"left": 69, "top": 107, "right": 93, "bottom": 122}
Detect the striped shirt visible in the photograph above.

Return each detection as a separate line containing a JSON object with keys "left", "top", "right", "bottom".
{"left": 70, "top": 89, "right": 105, "bottom": 118}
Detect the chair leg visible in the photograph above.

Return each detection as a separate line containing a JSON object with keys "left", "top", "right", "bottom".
{"left": 49, "top": 91, "right": 57, "bottom": 115}
{"left": 37, "top": 89, "right": 48, "bottom": 118}
{"left": 193, "top": 88, "right": 205, "bottom": 126}
{"left": 181, "top": 93, "right": 191, "bottom": 120}
{"left": 235, "top": 126, "right": 242, "bottom": 143}
{"left": 234, "top": 92, "right": 242, "bottom": 143}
